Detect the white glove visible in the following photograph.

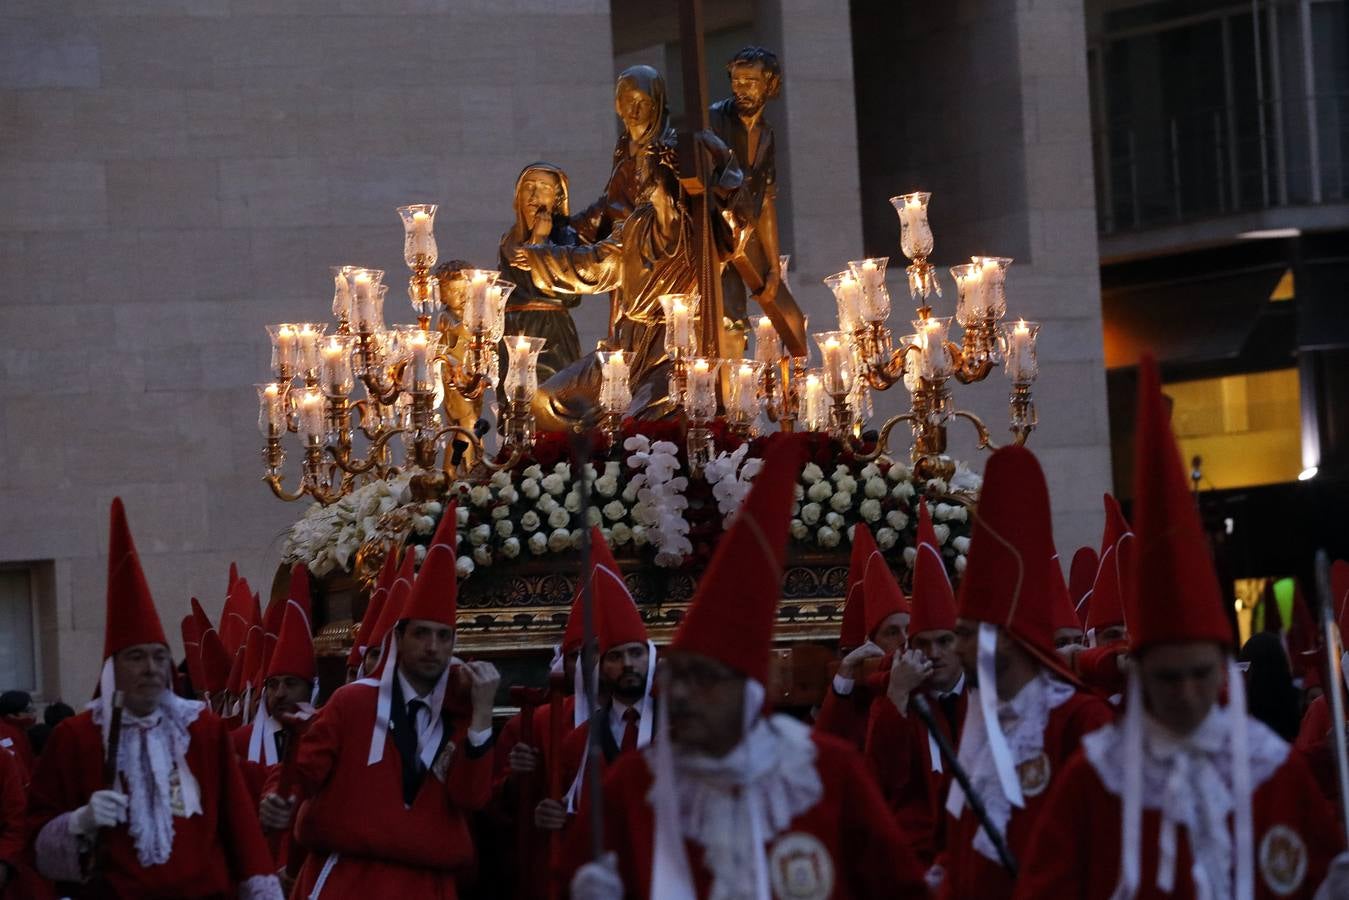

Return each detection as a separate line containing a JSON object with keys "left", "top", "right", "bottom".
{"left": 570, "top": 851, "right": 623, "bottom": 900}
{"left": 1314, "top": 851, "right": 1349, "bottom": 900}
{"left": 72, "top": 790, "right": 128, "bottom": 836}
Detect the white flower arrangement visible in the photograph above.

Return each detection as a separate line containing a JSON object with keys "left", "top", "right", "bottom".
{"left": 704, "top": 443, "right": 763, "bottom": 527}
{"left": 625, "top": 435, "right": 691, "bottom": 567}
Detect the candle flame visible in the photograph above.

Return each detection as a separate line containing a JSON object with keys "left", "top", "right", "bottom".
{"left": 1015, "top": 319, "right": 1029, "bottom": 335}
{"left": 515, "top": 336, "right": 530, "bottom": 351}
{"left": 264, "top": 384, "right": 279, "bottom": 397}
{"left": 354, "top": 271, "right": 370, "bottom": 284}
{"left": 906, "top": 195, "right": 922, "bottom": 209}
{"left": 412, "top": 210, "right": 428, "bottom": 221}
{"left": 693, "top": 359, "right": 709, "bottom": 372}
{"left": 825, "top": 337, "right": 841, "bottom": 350}
{"left": 278, "top": 324, "right": 294, "bottom": 337}
{"left": 758, "top": 316, "right": 771, "bottom": 329}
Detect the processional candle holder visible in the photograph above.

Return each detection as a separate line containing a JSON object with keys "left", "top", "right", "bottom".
{"left": 685, "top": 357, "right": 720, "bottom": 474}
{"left": 890, "top": 191, "right": 939, "bottom": 306}
{"left": 814, "top": 332, "right": 854, "bottom": 440}
{"left": 398, "top": 204, "right": 440, "bottom": 329}
{"left": 1001, "top": 320, "right": 1039, "bottom": 445}
{"left": 659, "top": 293, "right": 698, "bottom": 409}
{"left": 725, "top": 359, "right": 764, "bottom": 438}
{"left": 598, "top": 350, "right": 632, "bottom": 449}
{"left": 502, "top": 335, "right": 544, "bottom": 451}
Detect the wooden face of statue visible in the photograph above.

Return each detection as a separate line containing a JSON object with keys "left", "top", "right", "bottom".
{"left": 729, "top": 61, "right": 776, "bottom": 117}
{"left": 517, "top": 170, "right": 561, "bottom": 235}
{"left": 617, "top": 87, "right": 657, "bottom": 143}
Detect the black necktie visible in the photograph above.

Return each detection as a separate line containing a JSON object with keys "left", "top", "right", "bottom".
{"left": 938, "top": 692, "right": 960, "bottom": 735}
{"left": 392, "top": 697, "right": 428, "bottom": 806}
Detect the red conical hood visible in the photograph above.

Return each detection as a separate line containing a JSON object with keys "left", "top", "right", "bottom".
{"left": 190, "top": 596, "right": 215, "bottom": 636}
{"left": 956, "top": 446, "right": 1077, "bottom": 683}
{"left": 181, "top": 615, "right": 206, "bottom": 693}
{"left": 578, "top": 527, "right": 647, "bottom": 656}
{"left": 1085, "top": 494, "right": 1133, "bottom": 634}
{"left": 839, "top": 524, "right": 877, "bottom": 649}
{"left": 225, "top": 644, "right": 246, "bottom": 696}
{"left": 909, "top": 501, "right": 957, "bottom": 636}
{"left": 1049, "top": 554, "right": 1081, "bottom": 632}
{"left": 228, "top": 561, "right": 239, "bottom": 592}
{"left": 560, "top": 586, "right": 586, "bottom": 655}
{"left": 862, "top": 539, "right": 909, "bottom": 639}
{"left": 671, "top": 437, "right": 804, "bottom": 685}
{"left": 1128, "top": 355, "right": 1232, "bottom": 652}
{"left": 286, "top": 564, "right": 312, "bottom": 629}
{"left": 1068, "top": 547, "right": 1098, "bottom": 622}
{"left": 368, "top": 551, "right": 415, "bottom": 654}
{"left": 241, "top": 625, "right": 265, "bottom": 688}
{"left": 199, "top": 628, "right": 231, "bottom": 695}
{"left": 104, "top": 498, "right": 168, "bottom": 660}
{"left": 347, "top": 549, "right": 398, "bottom": 669}
{"left": 400, "top": 503, "right": 458, "bottom": 628}
{"left": 266, "top": 596, "right": 316, "bottom": 682}
{"left": 221, "top": 577, "right": 253, "bottom": 657}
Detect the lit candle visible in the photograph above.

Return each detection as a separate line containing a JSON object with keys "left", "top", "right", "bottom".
{"left": 321, "top": 337, "right": 346, "bottom": 395}
{"left": 352, "top": 272, "right": 373, "bottom": 329}
{"left": 730, "top": 362, "right": 760, "bottom": 420}
{"left": 409, "top": 331, "right": 431, "bottom": 387}
{"left": 1003, "top": 320, "right": 1039, "bottom": 382}
{"left": 410, "top": 210, "right": 434, "bottom": 258}
{"left": 914, "top": 317, "right": 953, "bottom": 380}
{"left": 687, "top": 358, "right": 718, "bottom": 420}
{"left": 754, "top": 316, "right": 781, "bottom": 363}
{"left": 332, "top": 269, "right": 351, "bottom": 321}
{"left": 256, "top": 383, "right": 283, "bottom": 436}
{"left": 898, "top": 194, "right": 934, "bottom": 259}
{"left": 836, "top": 275, "right": 860, "bottom": 331}
{"left": 600, "top": 350, "right": 631, "bottom": 412}
{"left": 467, "top": 271, "right": 492, "bottom": 333}
{"left": 803, "top": 373, "right": 825, "bottom": 430}
{"left": 505, "top": 335, "right": 532, "bottom": 398}
{"left": 298, "top": 389, "right": 325, "bottom": 439}
{"left": 671, "top": 297, "right": 691, "bottom": 351}
{"left": 276, "top": 325, "right": 296, "bottom": 371}
{"left": 297, "top": 324, "right": 321, "bottom": 372}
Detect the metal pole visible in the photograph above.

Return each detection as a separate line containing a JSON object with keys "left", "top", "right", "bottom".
{"left": 1251, "top": 0, "right": 1272, "bottom": 208}
{"left": 1315, "top": 549, "right": 1349, "bottom": 834}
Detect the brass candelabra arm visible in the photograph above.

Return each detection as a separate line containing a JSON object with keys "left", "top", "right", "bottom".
{"left": 436, "top": 354, "right": 489, "bottom": 403}
{"left": 951, "top": 409, "right": 1000, "bottom": 451}
{"left": 862, "top": 342, "right": 921, "bottom": 392}
{"left": 945, "top": 341, "right": 996, "bottom": 385}
{"left": 263, "top": 474, "right": 308, "bottom": 503}
{"left": 358, "top": 363, "right": 407, "bottom": 406}
{"left": 849, "top": 412, "right": 920, "bottom": 463}
{"left": 348, "top": 400, "right": 386, "bottom": 441}
{"left": 1008, "top": 382, "right": 1036, "bottom": 446}
{"left": 328, "top": 427, "right": 405, "bottom": 475}
{"left": 431, "top": 425, "right": 522, "bottom": 475}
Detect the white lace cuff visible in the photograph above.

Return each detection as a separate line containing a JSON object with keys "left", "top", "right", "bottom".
{"left": 832, "top": 674, "right": 855, "bottom": 696}
{"left": 239, "top": 873, "right": 285, "bottom": 900}
{"left": 34, "top": 812, "right": 84, "bottom": 882}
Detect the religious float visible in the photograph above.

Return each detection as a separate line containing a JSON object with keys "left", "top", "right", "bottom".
{"left": 252, "top": 43, "right": 1042, "bottom": 707}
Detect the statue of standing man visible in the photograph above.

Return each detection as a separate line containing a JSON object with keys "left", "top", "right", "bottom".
{"left": 711, "top": 47, "right": 784, "bottom": 328}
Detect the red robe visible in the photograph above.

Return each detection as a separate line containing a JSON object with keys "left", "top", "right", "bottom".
{"left": 938, "top": 691, "right": 1113, "bottom": 899}
{"left": 1014, "top": 738, "right": 1343, "bottom": 898}
{"left": 0, "top": 747, "right": 53, "bottom": 899}
{"left": 230, "top": 724, "right": 271, "bottom": 807}
{"left": 278, "top": 680, "right": 493, "bottom": 899}
{"left": 814, "top": 658, "right": 892, "bottom": 750}
{"left": 26, "top": 707, "right": 277, "bottom": 899}
{"left": 1294, "top": 694, "right": 1342, "bottom": 820}
{"left": 864, "top": 684, "right": 968, "bottom": 864}
{"left": 564, "top": 731, "right": 930, "bottom": 899}
{"left": 1074, "top": 645, "right": 1127, "bottom": 699}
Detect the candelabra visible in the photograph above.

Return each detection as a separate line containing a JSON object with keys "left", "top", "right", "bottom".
{"left": 259, "top": 204, "right": 542, "bottom": 505}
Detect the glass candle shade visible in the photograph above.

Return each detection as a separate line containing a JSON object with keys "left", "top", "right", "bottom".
{"left": 727, "top": 360, "right": 763, "bottom": 423}
{"left": 1001, "top": 320, "right": 1040, "bottom": 383}
{"left": 950, "top": 263, "right": 984, "bottom": 326}
{"left": 349, "top": 268, "right": 386, "bottom": 333}
{"left": 598, "top": 350, "right": 632, "bottom": 414}
{"left": 294, "top": 323, "right": 326, "bottom": 376}
{"left": 912, "top": 317, "right": 954, "bottom": 381}
{"left": 824, "top": 271, "right": 862, "bottom": 333}
{"left": 814, "top": 331, "right": 853, "bottom": 396}
{"left": 331, "top": 266, "right": 356, "bottom": 322}
{"left": 685, "top": 357, "right": 720, "bottom": 420}
{"left": 266, "top": 323, "right": 300, "bottom": 378}
{"left": 462, "top": 269, "right": 498, "bottom": 335}
{"left": 398, "top": 329, "right": 442, "bottom": 393}
{"left": 486, "top": 278, "right": 515, "bottom": 343}
{"left": 847, "top": 257, "right": 891, "bottom": 323}
{"left": 753, "top": 315, "right": 782, "bottom": 364}
{"left": 398, "top": 204, "right": 438, "bottom": 268}
{"left": 889, "top": 192, "right": 934, "bottom": 260}
{"left": 296, "top": 387, "right": 326, "bottom": 440}
{"left": 319, "top": 335, "right": 355, "bottom": 398}
{"left": 256, "top": 383, "right": 288, "bottom": 436}
{"left": 659, "top": 293, "right": 698, "bottom": 356}
{"left": 503, "top": 334, "right": 546, "bottom": 400}
{"left": 802, "top": 372, "right": 827, "bottom": 431}
{"left": 970, "top": 256, "right": 1013, "bottom": 320}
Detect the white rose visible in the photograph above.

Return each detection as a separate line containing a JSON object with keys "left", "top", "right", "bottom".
{"left": 829, "top": 491, "right": 852, "bottom": 513}
{"left": 541, "top": 474, "right": 565, "bottom": 496}
{"left": 469, "top": 523, "right": 491, "bottom": 546}
{"left": 553, "top": 461, "right": 571, "bottom": 477}
{"left": 585, "top": 507, "right": 602, "bottom": 527}
{"left": 490, "top": 470, "right": 511, "bottom": 489}
{"left": 903, "top": 546, "right": 918, "bottom": 567}
{"left": 859, "top": 498, "right": 882, "bottom": 522}
{"left": 595, "top": 476, "right": 618, "bottom": 498}
{"left": 860, "top": 463, "right": 881, "bottom": 480}
{"left": 564, "top": 491, "right": 582, "bottom": 513}
{"left": 927, "top": 478, "right": 949, "bottom": 495}
{"left": 886, "top": 509, "right": 909, "bottom": 530}
{"left": 801, "top": 502, "right": 821, "bottom": 526}
{"left": 522, "top": 464, "right": 543, "bottom": 480}
{"left": 948, "top": 506, "right": 968, "bottom": 523}
{"left": 500, "top": 536, "right": 520, "bottom": 558}
{"left": 495, "top": 519, "right": 514, "bottom": 538}
{"left": 935, "top": 502, "right": 954, "bottom": 520}
{"left": 825, "top": 511, "right": 844, "bottom": 529}
{"left": 864, "top": 477, "right": 887, "bottom": 499}
{"left": 491, "top": 504, "right": 510, "bottom": 520}
{"left": 955, "top": 554, "right": 967, "bottom": 574}
{"left": 801, "top": 462, "right": 823, "bottom": 483}
{"left": 422, "top": 501, "right": 443, "bottom": 515}
{"left": 520, "top": 510, "right": 541, "bottom": 532}
{"left": 793, "top": 483, "right": 805, "bottom": 501}
{"left": 412, "top": 514, "right": 436, "bottom": 535}
{"left": 469, "top": 485, "right": 492, "bottom": 507}
{"left": 537, "top": 494, "right": 558, "bottom": 514}
{"left": 622, "top": 481, "right": 641, "bottom": 503}
{"left": 807, "top": 481, "right": 831, "bottom": 503}
{"left": 832, "top": 464, "right": 851, "bottom": 481}
{"left": 521, "top": 479, "right": 541, "bottom": 500}
{"left": 414, "top": 544, "right": 428, "bottom": 564}
{"left": 456, "top": 505, "right": 470, "bottom": 525}
{"left": 953, "top": 536, "right": 971, "bottom": 554}
{"left": 631, "top": 524, "right": 648, "bottom": 547}
{"left": 933, "top": 524, "right": 950, "bottom": 545}
{"left": 473, "top": 545, "right": 492, "bottom": 565}
{"left": 891, "top": 482, "right": 916, "bottom": 500}
{"left": 547, "top": 527, "right": 572, "bottom": 552}
{"left": 498, "top": 487, "right": 519, "bottom": 505}
{"left": 835, "top": 476, "right": 858, "bottom": 495}
{"left": 876, "top": 527, "right": 898, "bottom": 550}
{"left": 817, "top": 526, "right": 840, "bottom": 548}
{"left": 547, "top": 507, "right": 570, "bottom": 530}
{"left": 528, "top": 532, "right": 548, "bottom": 555}
{"left": 790, "top": 518, "right": 808, "bottom": 540}
{"left": 603, "top": 500, "right": 625, "bottom": 521}
{"left": 611, "top": 522, "right": 632, "bottom": 545}
{"left": 887, "top": 462, "right": 911, "bottom": 481}
{"left": 455, "top": 555, "right": 475, "bottom": 578}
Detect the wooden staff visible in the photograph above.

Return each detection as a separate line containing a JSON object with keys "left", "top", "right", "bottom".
{"left": 509, "top": 685, "right": 548, "bottom": 900}
{"left": 85, "top": 690, "right": 125, "bottom": 882}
